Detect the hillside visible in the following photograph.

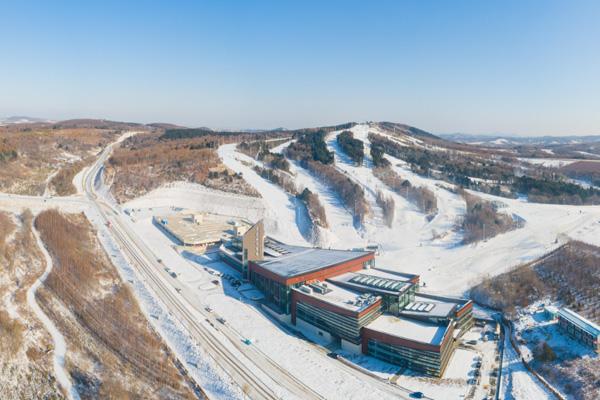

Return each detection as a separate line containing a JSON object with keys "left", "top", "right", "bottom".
{"left": 0, "top": 123, "right": 130, "bottom": 195}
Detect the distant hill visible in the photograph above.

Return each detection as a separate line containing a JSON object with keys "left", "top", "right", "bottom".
{"left": 0, "top": 116, "right": 54, "bottom": 125}
{"left": 441, "top": 132, "right": 600, "bottom": 147}
{"left": 146, "top": 122, "right": 188, "bottom": 130}
{"left": 375, "top": 121, "right": 440, "bottom": 140}
{"left": 51, "top": 119, "right": 144, "bottom": 130}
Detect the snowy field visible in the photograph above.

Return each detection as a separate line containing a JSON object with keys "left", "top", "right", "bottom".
{"left": 120, "top": 208, "right": 512, "bottom": 399}
{"left": 112, "top": 124, "right": 600, "bottom": 399}
{"left": 120, "top": 211, "right": 414, "bottom": 399}
{"left": 217, "top": 124, "right": 600, "bottom": 296}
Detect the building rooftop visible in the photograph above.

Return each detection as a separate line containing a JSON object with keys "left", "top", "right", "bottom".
{"left": 366, "top": 314, "right": 450, "bottom": 346}
{"left": 254, "top": 238, "right": 372, "bottom": 279}
{"left": 399, "top": 293, "right": 462, "bottom": 319}
{"left": 328, "top": 268, "right": 416, "bottom": 296}
{"left": 355, "top": 268, "right": 419, "bottom": 283}
{"left": 558, "top": 308, "right": 600, "bottom": 337}
{"left": 293, "top": 282, "right": 380, "bottom": 313}
{"left": 155, "top": 213, "right": 251, "bottom": 246}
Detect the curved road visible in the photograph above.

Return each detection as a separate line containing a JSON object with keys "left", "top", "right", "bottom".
{"left": 82, "top": 135, "right": 324, "bottom": 400}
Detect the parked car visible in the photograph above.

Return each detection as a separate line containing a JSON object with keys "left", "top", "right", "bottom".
{"left": 326, "top": 352, "right": 338, "bottom": 359}
{"left": 411, "top": 392, "right": 424, "bottom": 399}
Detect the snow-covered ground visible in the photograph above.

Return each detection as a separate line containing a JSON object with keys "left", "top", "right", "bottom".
{"left": 500, "top": 332, "right": 554, "bottom": 400}
{"left": 85, "top": 206, "right": 245, "bottom": 400}
{"left": 518, "top": 157, "right": 578, "bottom": 168}
{"left": 101, "top": 124, "right": 600, "bottom": 399}
{"left": 119, "top": 210, "right": 409, "bottom": 399}
{"left": 28, "top": 226, "right": 80, "bottom": 400}
{"left": 123, "top": 181, "right": 266, "bottom": 224}
{"left": 218, "top": 143, "right": 310, "bottom": 245}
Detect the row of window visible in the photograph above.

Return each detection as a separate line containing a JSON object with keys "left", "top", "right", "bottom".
{"left": 367, "top": 339, "right": 452, "bottom": 377}
{"left": 296, "top": 301, "right": 381, "bottom": 344}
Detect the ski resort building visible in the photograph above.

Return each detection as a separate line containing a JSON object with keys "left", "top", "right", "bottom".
{"left": 328, "top": 268, "right": 419, "bottom": 314}
{"left": 400, "top": 293, "right": 474, "bottom": 334}
{"left": 219, "top": 221, "right": 473, "bottom": 376}
{"left": 557, "top": 308, "right": 600, "bottom": 353}
{"left": 291, "top": 282, "right": 382, "bottom": 352}
{"left": 248, "top": 241, "right": 374, "bottom": 315}
{"left": 362, "top": 314, "right": 455, "bottom": 377}
{"left": 219, "top": 221, "right": 374, "bottom": 314}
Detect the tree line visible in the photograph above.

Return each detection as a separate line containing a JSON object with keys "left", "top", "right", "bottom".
{"left": 336, "top": 131, "right": 364, "bottom": 165}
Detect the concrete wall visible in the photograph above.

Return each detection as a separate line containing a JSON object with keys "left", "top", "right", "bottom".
{"left": 341, "top": 339, "right": 362, "bottom": 355}
{"left": 242, "top": 220, "right": 264, "bottom": 264}
{"left": 296, "top": 317, "right": 333, "bottom": 343}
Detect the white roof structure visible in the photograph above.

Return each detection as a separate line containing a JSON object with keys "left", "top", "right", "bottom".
{"left": 366, "top": 314, "right": 450, "bottom": 345}
{"left": 294, "top": 282, "right": 380, "bottom": 313}
{"left": 558, "top": 308, "right": 600, "bottom": 337}
{"left": 256, "top": 238, "right": 372, "bottom": 278}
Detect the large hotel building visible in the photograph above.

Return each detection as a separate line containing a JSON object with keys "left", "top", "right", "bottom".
{"left": 220, "top": 221, "right": 473, "bottom": 377}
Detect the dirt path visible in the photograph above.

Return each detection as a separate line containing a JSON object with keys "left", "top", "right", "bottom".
{"left": 27, "top": 224, "right": 80, "bottom": 400}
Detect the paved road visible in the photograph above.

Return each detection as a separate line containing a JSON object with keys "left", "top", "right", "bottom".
{"left": 0, "top": 132, "right": 413, "bottom": 400}
{"left": 82, "top": 135, "right": 323, "bottom": 400}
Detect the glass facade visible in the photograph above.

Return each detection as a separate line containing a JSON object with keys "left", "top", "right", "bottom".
{"left": 250, "top": 270, "right": 293, "bottom": 314}
{"left": 367, "top": 336, "right": 453, "bottom": 377}
{"left": 380, "top": 285, "right": 416, "bottom": 315}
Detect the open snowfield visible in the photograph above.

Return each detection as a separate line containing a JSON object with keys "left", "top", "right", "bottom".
{"left": 233, "top": 124, "right": 600, "bottom": 296}
{"left": 83, "top": 124, "right": 600, "bottom": 399}
{"left": 518, "top": 158, "right": 579, "bottom": 168}
{"left": 218, "top": 143, "right": 310, "bottom": 245}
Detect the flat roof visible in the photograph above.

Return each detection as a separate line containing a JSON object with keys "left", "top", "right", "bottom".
{"left": 328, "top": 268, "right": 415, "bottom": 296}
{"left": 559, "top": 308, "right": 600, "bottom": 337}
{"left": 155, "top": 213, "right": 251, "bottom": 246}
{"left": 399, "top": 293, "right": 458, "bottom": 319}
{"left": 293, "top": 282, "right": 380, "bottom": 313}
{"left": 366, "top": 314, "right": 450, "bottom": 346}
{"left": 355, "top": 268, "right": 419, "bottom": 282}
{"left": 254, "top": 238, "right": 372, "bottom": 279}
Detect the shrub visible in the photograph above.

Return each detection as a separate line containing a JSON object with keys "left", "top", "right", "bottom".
{"left": 373, "top": 166, "right": 437, "bottom": 215}
{"left": 287, "top": 130, "right": 334, "bottom": 165}
{"left": 298, "top": 188, "right": 329, "bottom": 228}
{"left": 49, "top": 160, "right": 87, "bottom": 196}
{"left": 370, "top": 143, "right": 390, "bottom": 168}
{"left": 535, "top": 342, "right": 557, "bottom": 362}
{"left": 459, "top": 188, "right": 515, "bottom": 244}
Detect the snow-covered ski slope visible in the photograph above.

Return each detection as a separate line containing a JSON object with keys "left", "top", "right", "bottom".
{"left": 215, "top": 124, "right": 600, "bottom": 296}
{"left": 218, "top": 143, "right": 311, "bottom": 245}
{"left": 124, "top": 124, "right": 600, "bottom": 296}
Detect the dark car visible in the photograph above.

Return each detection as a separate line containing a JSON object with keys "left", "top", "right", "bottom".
{"left": 326, "top": 352, "right": 338, "bottom": 359}
{"left": 411, "top": 392, "right": 424, "bottom": 399}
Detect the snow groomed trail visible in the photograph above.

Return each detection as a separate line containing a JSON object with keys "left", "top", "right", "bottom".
{"left": 269, "top": 138, "right": 366, "bottom": 248}
{"left": 225, "top": 124, "right": 600, "bottom": 298}
{"left": 218, "top": 143, "right": 310, "bottom": 246}
{"left": 28, "top": 224, "right": 80, "bottom": 400}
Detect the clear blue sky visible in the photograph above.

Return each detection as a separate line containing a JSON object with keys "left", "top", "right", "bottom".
{"left": 1, "top": 1, "right": 599, "bottom": 135}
